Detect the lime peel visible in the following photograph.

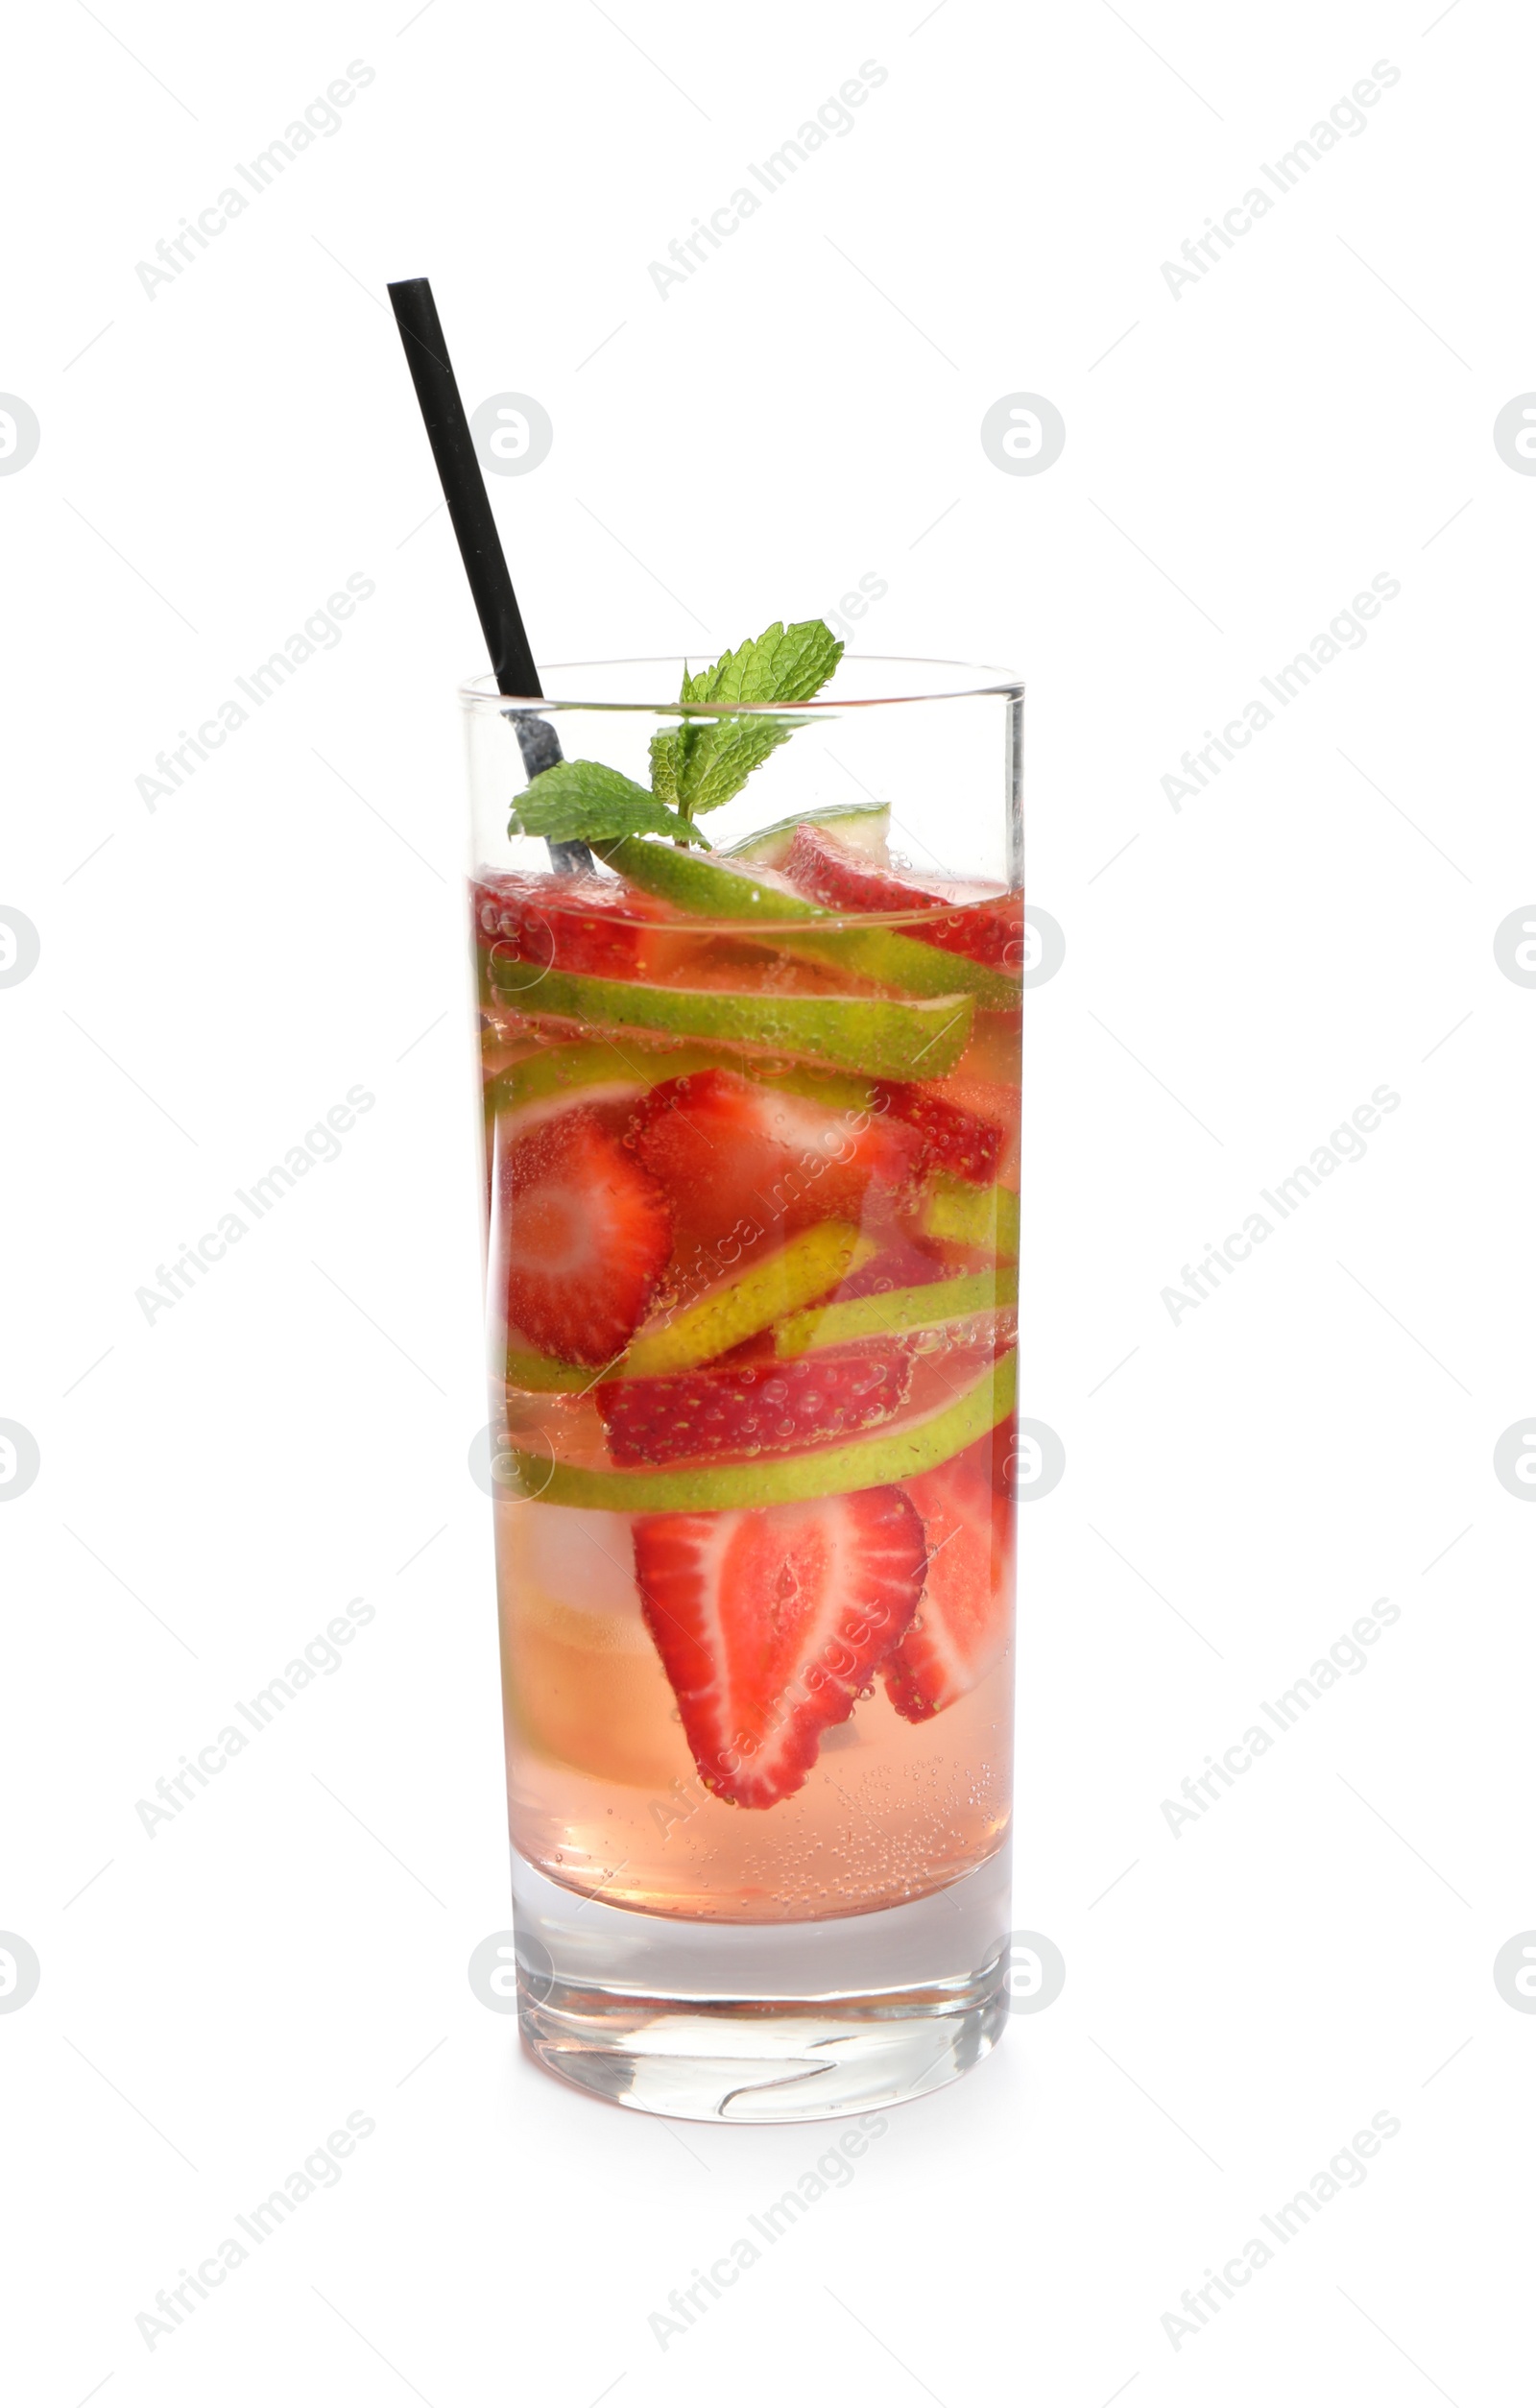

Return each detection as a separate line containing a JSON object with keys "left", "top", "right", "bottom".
{"left": 775, "top": 1267, "right": 1019, "bottom": 1358}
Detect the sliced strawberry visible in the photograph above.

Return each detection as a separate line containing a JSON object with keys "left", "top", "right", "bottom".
{"left": 882, "top": 1431, "right": 1015, "bottom": 1722}
{"left": 830, "top": 1240, "right": 949, "bottom": 1302}
{"left": 876, "top": 1082, "right": 1004, "bottom": 1185}
{"left": 932, "top": 1075, "right": 1021, "bottom": 1185}
{"left": 784, "top": 825, "right": 1024, "bottom": 975}
{"left": 633, "top": 1487, "right": 927, "bottom": 1807}
{"left": 597, "top": 1343, "right": 913, "bottom": 1467}
{"left": 503, "top": 1106, "right": 672, "bottom": 1365}
{"left": 631, "top": 1068, "right": 925, "bottom": 1257}
{"left": 472, "top": 872, "right": 667, "bottom": 982}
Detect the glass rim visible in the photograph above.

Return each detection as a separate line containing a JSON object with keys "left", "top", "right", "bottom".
{"left": 458, "top": 653, "right": 1024, "bottom": 715}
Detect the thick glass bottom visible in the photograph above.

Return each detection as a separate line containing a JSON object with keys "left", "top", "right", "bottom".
{"left": 511, "top": 1843, "right": 1012, "bottom": 2122}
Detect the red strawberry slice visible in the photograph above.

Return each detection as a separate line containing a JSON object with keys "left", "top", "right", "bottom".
{"left": 503, "top": 1106, "right": 672, "bottom": 1364}
{"left": 875, "top": 1082, "right": 1004, "bottom": 1185}
{"left": 830, "top": 1239, "right": 948, "bottom": 1302}
{"left": 882, "top": 1431, "right": 1015, "bottom": 1722}
{"left": 784, "top": 825, "right": 1024, "bottom": 975}
{"left": 632, "top": 1067, "right": 925, "bottom": 1256}
{"left": 633, "top": 1487, "right": 928, "bottom": 1807}
{"left": 472, "top": 872, "right": 666, "bottom": 982}
{"left": 597, "top": 1343, "right": 913, "bottom": 1467}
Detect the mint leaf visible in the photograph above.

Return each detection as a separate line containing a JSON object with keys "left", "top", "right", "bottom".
{"left": 651, "top": 617, "right": 844, "bottom": 820}
{"left": 649, "top": 712, "right": 807, "bottom": 816}
{"left": 681, "top": 619, "right": 843, "bottom": 708}
{"left": 509, "top": 759, "right": 705, "bottom": 847}
{"left": 648, "top": 725, "right": 684, "bottom": 810}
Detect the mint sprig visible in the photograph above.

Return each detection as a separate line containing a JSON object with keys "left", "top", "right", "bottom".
{"left": 508, "top": 617, "right": 844, "bottom": 852}
{"left": 508, "top": 759, "right": 701, "bottom": 847}
{"left": 653, "top": 618, "right": 843, "bottom": 819}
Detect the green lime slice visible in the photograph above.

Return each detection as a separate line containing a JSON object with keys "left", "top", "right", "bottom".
{"left": 495, "top": 1109, "right": 878, "bottom": 1393}
{"left": 488, "top": 959, "right": 975, "bottom": 1081}
{"left": 594, "top": 838, "right": 1020, "bottom": 1012}
{"left": 486, "top": 1036, "right": 723, "bottom": 1126}
{"left": 495, "top": 1349, "right": 1017, "bottom": 1512}
{"left": 920, "top": 1174, "right": 1020, "bottom": 1260}
{"left": 504, "top": 1341, "right": 605, "bottom": 1394}
{"left": 722, "top": 803, "right": 891, "bottom": 869}
{"left": 622, "top": 1221, "right": 873, "bottom": 1379}
{"left": 489, "top": 1037, "right": 877, "bottom": 1127}
{"left": 775, "top": 1267, "right": 1019, "bottom": 1358}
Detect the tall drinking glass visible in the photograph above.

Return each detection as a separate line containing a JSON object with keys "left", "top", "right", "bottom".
{"left": 465, "top": 658, "right": 1023, "bottom": 2120}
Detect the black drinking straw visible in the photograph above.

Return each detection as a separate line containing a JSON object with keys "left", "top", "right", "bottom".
{"left": 387, "top": 275, "right": 589, "bottom": 870}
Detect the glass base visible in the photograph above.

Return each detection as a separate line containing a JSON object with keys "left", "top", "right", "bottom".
{"left": 511, "top": 1844, "right": 1013, "bottom": 2123}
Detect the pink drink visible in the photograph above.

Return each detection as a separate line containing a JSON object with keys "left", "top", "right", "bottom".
{"left": 474, "top": 855, "right": 1020, "bottom": 1921}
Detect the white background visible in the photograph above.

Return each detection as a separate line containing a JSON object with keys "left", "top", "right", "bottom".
{"left": 3, "top": 0, "right": 1531, "bottom": 2401}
